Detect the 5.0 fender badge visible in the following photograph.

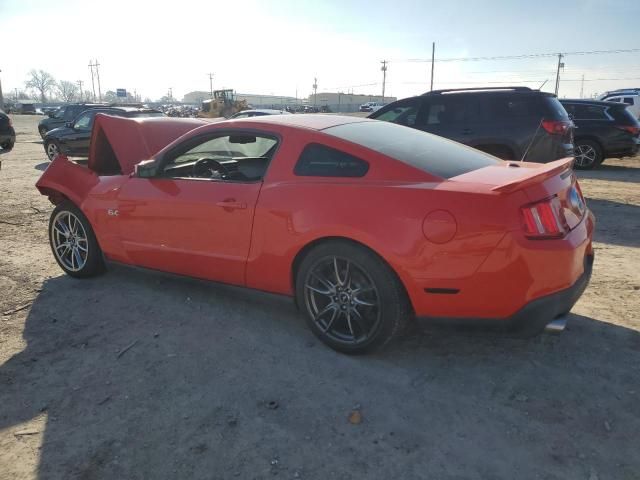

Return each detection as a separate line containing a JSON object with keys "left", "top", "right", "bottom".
{"left": 107, "top": 209, "right": 119, "bottom": 217}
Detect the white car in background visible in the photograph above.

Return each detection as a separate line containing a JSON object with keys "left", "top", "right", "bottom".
{"left": 359, "top": 101, "right": 384, "bottom": 112}
{"left": 599, "top": 89, "right": 640, "bottom": 119}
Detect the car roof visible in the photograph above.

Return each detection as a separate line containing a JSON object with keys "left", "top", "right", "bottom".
{"left": 560, "top": 99, "right": 625, "bottom": 107}
{"left": 90, "top": 107, "right": 161, "bottom": 113}
{"left": 228, "top": 113, "right": 368, "bottom": 130}
{"left": 239, "top": 109, "right": 290, "bottom": 115}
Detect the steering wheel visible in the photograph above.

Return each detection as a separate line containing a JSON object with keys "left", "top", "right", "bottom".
{"left": 193, "top": 157, "right": 231, "bottom": 179}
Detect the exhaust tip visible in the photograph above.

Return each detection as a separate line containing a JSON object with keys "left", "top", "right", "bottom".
{"left": 545, "top": 316, "right": 567, "bottom": 334}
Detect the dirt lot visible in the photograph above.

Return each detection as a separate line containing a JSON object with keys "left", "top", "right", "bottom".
{"left": 1, "top": 115, "right": 638, "bottom": 480}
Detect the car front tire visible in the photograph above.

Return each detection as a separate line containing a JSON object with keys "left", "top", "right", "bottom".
{"left": 49, "top": 201, "right": 105, "bottom": 278}
{"left": 45, "top": 139, "right": 60, "bottom": 161}
{"left": 295, "top": 241, "right": 409, "bottom": 354}
{"left": 573, "top": 139, "right": 603, "bottom": 170}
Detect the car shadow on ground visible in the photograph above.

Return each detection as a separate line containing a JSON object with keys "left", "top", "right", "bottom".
{"left": 34, "top": 162, "right": 49, "bottom": 172}
{"left": 1, "top": 266, "right": 639, "bottom": 479}
{"left": 577, "top": 162, "right": 640, "bottom": 184}
{"left": 587, "top": 198, "right": 639, "bottom": 248}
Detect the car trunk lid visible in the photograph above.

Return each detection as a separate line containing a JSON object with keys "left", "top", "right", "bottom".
{"left": 451, "top": 157, "right": 587, "bottom": 234}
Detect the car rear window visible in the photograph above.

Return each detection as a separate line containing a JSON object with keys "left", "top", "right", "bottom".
{"left": 324, "top": 121, "right": 501, "bottom": 179}
{"left": 541, "top": 96, "right": 570, "bottom": 120}
{"left": 608, "top": 106, "right": 640, "bottom": 125}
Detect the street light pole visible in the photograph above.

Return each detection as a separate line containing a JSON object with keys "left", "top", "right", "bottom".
{"left": 430, "top": 42, "right": 435, "bottom": 91}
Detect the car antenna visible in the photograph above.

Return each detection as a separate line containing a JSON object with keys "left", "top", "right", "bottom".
{"left": 520, "top": 118, "right": 544, "bottom": 162}
{"left": 538, "top": 79, "right": 549, "bottom": 90}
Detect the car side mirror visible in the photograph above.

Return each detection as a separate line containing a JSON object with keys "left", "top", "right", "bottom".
{"left": 65, "top": 121, "right": 74, "bottom": 128}
{"left": 135, "top": 159, "right": 158, "bottom": 178}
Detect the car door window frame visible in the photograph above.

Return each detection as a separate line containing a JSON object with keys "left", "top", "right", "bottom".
{"left": 152, "top": 129, "right": 281, "bottom": 184}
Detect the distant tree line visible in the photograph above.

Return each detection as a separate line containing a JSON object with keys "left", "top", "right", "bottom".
{"left": 10, "top": 69, "right": 95, "bottom": 103}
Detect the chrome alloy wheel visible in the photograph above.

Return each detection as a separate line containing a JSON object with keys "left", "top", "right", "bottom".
{"left": 304, "top": 256, "right": 381, "bottom": 345}
{"left": 51, "top": 211, "right": 89, "bottom": 272}
{"left": 574, "top": 144, "right": 597, "bottom": 168}
{"left": 46, "top": 142, "right": 59, "bottom": 160}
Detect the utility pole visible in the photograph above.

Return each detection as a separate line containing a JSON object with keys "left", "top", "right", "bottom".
{"left": 580, "top": 74, "right": 585, "bottom": 99}
{"left": 94, "top": 60, "right": 102, "bottom": 102}
{"left": 381, "top": 60, "right": 388, "bottom": 102}
{"left": 313, "top": 77, "right": 318, "bottom": 106}
{"left": 15, "top": 88, "right": 18, "bottom": 102}
{"left": 77, "top": 80, "right": 84, "bottom": 101}
{"left": 0, "top": 69, "right": 4, "bottom": 111}
{"left": 208, "top": 73, "right": 214, "bottom": 98}
{"left": 554, "top": 53, "right": 564, "bottom": 96}
{"left": 88, "top": 60, "right": 97, "bottom": 102}
{"left": 430, "top": 42, "right": 435, "bottom": 91}
{"left": 168, "top": 88, "right": 173, "bottom": 102}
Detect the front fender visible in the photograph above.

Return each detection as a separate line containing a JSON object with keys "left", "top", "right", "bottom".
{"left": 35, "top": 155, "right": 99, "bottom": 208}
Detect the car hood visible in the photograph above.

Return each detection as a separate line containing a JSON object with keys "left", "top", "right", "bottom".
{"left": 45, "top": 126, "right": 74, "bottom": 140}
{"left": 88, "top": 114, "right": 208, "bottom": 175}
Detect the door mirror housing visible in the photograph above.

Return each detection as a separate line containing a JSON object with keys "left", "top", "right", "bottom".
{"left": 65, "top": 121, "right": 73, "bottom": 128}
{"left": 135, "top": 159, "right": 158, "bottom": 178}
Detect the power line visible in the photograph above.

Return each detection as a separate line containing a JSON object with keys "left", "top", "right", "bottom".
{"left": 392, "top": 47, "right": 640, "bottom": 64}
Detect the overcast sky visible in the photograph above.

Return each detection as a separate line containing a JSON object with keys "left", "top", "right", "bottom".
{"left": 1, "top": 0, "right": 639, "bottom": 101}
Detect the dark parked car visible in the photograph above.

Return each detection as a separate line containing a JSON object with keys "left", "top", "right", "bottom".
{"left": 0, "top": 109, "right": 15, "bottom": 170}
{"left": 43, "top": 107, "right": 165, "bottom": 160}
{"left": 560, "top": 99, "right": 640, "bottom": 169}
{"left": 0, "top": 109, "right": 16, "bottom": 153}
{"left": 369, "top": 87, "right": 574, "bottom": 163}
{"left": 38, "top": 103, "right": 108, "bottom": 139}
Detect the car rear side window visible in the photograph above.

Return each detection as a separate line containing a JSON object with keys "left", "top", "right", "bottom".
{"left": 623, "top": 97, "right": 635, "bottom": 105}
{"left": 325, "top": 121, "right": 500, "bottom": 179}
{"left": 370, "top": 99, "right": 419, "bottom": 127}
{"left": 565, "top": 104, "right": 608, "bottom": 120}
{"left": 294, "top": 143, "right": 369, "bottom": 177}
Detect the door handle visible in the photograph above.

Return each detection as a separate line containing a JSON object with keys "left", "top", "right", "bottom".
{"left": 216, "top": 199, "right": 247, "bottom": 210}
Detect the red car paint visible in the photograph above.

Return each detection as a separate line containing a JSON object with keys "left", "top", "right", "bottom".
{"left": 36, "top": 114, "right": 594, "bottom": 323}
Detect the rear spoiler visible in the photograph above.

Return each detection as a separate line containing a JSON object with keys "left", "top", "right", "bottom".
{"left": 492, "top": 157, "right": 574, "bottom": 193}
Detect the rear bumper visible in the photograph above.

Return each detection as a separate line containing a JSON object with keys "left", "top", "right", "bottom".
{"left": 417, "top": 253, "right": 594, "bottom": 334}
{"left": 0, "top": 128, "right": 15, "bottom": 147}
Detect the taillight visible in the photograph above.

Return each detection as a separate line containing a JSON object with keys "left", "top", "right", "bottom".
{"left": 541, "top": 120, "right": 571, "bottom": 135}
{"left": 616, "top": 125, "right": 640, "bottom": 136}
{"left": 521, "top": 197, "right": 566, "bottom": 239}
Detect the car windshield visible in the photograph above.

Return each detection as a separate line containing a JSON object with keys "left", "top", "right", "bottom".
{"left": 324, "top": 121, "right": 501, "bottom": 179}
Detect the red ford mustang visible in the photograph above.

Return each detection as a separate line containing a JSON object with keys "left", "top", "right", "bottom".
{"left": 36, "top": 114, "right": 594, "bottom": 353}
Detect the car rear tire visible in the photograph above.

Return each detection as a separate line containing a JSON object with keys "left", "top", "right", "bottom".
{"left": 573, "top": 139, "right": 603, "bottom": 170}
{"left": 295, "top": 241, "right": 409, "bottom": 354}
{"left": 0, "top": 140, "right": 14, "bottom": 151}
{"left": 49, "top": 201, "right": 105, "bottom": 278}
{"left": 45, "top": 140, "right": 60, "bottom": 161}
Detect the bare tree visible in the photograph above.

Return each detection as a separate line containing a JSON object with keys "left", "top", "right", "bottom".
{"left": 57, "top": 80, "right": 78, "bottom": 103}
{"left": 25, "top": 70, "right": 56, "bottom": 103}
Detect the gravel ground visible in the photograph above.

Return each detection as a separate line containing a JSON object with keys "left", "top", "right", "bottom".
{"left": 1, "top": 115, "right": 639, "bottom": 480}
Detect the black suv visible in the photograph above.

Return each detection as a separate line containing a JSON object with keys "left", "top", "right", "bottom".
{"left": 369, "top": 87, "right": 574, "bottom": 163}
{"left": 44, "top": 107, "right": 164, "bottom": 160}
{"left": 560, "top": 99, "right": 640, "bottom": 169}
{"left": 38, "top": 103, "right": 108, "bottom": 139}
{"left": 0, "top": 109, "right": 16, "bottom": 152}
